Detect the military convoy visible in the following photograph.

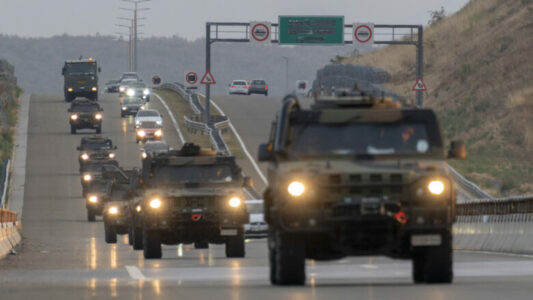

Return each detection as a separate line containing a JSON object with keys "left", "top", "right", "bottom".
{"left": 62, "top": 58, "right": 100, "bottom": 102}
{"left": 258, "top": 91, "right": 465, "bottom": 285}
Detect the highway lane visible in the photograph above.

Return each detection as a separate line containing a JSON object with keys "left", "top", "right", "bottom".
{"left": 1, "top": 93, "right": 533, "bottom": 299}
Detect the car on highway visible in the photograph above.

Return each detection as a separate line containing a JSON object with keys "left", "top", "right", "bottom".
{"left": 121, "top": 81, "right": 151, "bottom": 102}
{"left": 119, "top": 72, "right": 140, "bottom": 82}
{"left": 228, "top": 80, "right": 249, "bottom": 95}
{"left": 68, "top": 99, "right": 103, "bottom": 134}
{"left": 105, "top": 79, "right": 121, "bottom": 93}
{"left": 244, "top": 199, "right": 268, "bottom": 238}
{"left": 77, "top": 136, "right": 117, "bottom": 171}
{"left": 128, "top": 143, "right": 251, "bottom": 259}
{"left": 118, "top": 78, "right": 139, "bottom": 94}
{"left": 248, "top": 79, "right": 268, "bottom": 96}
{"left": 140, "top": 140, "right": 170, "bottom": 160}
{"left": 134, "top": 109, "right": 162, "bottom": 128}
{"left": 258, "top": 90, "right": 466, "bottom": 285}
{"left": 121, "top": 97, "right": 146, "bottom": 117}
{"left": 135, "top": 121, "right": 163, "bottom": 144}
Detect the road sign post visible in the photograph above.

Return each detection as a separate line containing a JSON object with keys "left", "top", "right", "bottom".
{"left": 278, "top": 16, "right": 344, "bottom": 45}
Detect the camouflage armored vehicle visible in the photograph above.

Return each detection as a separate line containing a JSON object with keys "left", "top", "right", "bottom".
{"left": 77, "top": 136, "right": 117, "bottom": 171}
{"left": 80, "top": 160, "right": 119, "bottom": 197}
{"left": 129, "top": 143, "right": 251, "bottom": 259}
{"left": 62, "top": 58, "right": 101, "bottom": 102}
{"left": 103, "top": 168, "right": 135, "bottom": 244}
{"left": 258, "top": 92, "right": 466, "bottom": 285}
{"left": 68, "top": 99, "right": 103, "bottom": 134}
{"left": 85, "top": 179, "right": 111, "bottom": 222}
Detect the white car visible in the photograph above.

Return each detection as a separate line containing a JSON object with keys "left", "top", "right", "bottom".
{"left": 244, "top": 200, "right": 268, "bottom": 238}
{"left": 228, "top": 80, "right": 249, "bottom": 95}
{"left": 134, "top": 109, "right": 162, "bottom": 128}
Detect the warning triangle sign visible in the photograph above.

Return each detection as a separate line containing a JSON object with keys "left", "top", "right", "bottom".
{"left": 200, "top": 71, "right": 216, "bottom": 85}
{"left": 412, "top": 78, "right": 427, "bottom": 91}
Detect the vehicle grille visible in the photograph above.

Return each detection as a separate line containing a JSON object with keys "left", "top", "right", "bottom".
{"left": 322, "top": 173, "right": 405, "bottom": 197}
{"left": 170, "top": 196, "right": 219, "bottom": 209}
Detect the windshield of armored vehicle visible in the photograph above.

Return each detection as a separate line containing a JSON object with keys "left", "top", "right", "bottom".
{"left": 290, "top": 122, "right": 431, "bottom": 156}
{"left": 82, "top": 140, "right": 113, "bottom": 150}
{"left": 66, "top": 62, "right": 96, "bottom": 75}
{"left": 123, "top": 97, "right": 144, "bottom": 105}
{"left": 71, "top": 103, "right": 100, "bottom": 112}
{"left": 151, "top": 164, "right": 234, "bottom": 184}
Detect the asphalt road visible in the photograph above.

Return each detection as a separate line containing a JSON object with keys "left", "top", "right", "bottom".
{"left": 0, "top": 93, "right": 533, "bottom": 299}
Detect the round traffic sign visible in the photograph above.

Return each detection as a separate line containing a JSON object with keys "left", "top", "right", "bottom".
{"left": 186, "top": 72, "right": 198, "bottom": 85}
{"left": 354, "top": 25, "right": 373, "bottom": 43}
{"left": 251, "top": 23, "right": 270, "bottom": 42}
{"left": 152, "top": 75, "right": 161, "bottom": 85}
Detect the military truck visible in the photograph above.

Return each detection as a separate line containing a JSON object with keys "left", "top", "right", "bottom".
{"left": 257, "top": 92, "right": 466, "bottom": 285}
{"left": 129, "top": 143, "right": 251, "bottom": 259}
{"left": 62, "top": 58, "right": 101, "bottom": 102}
{"left": 68, "top": 99, "right": 103, "bottom": 134}
{"left": 77, "top": 136, "right": 117, "bottom": 171}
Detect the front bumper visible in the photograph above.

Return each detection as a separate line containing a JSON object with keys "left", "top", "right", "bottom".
{"left": 70, "top": 119, "right": 102, "bottom": 129}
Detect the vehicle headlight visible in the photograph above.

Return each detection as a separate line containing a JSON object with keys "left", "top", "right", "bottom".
{"left": 141, "top": 152, "right": 147, "bottom": 159}
{"left": 94, "top": 113, "right": 102, "bottom": 120}
{"left": 228, "top": 197, "right": 242, "bottom": 208}
{"left": 428, "top": 180, "right": 445, "bottom": 195}
{"left": 143, "top": 88, "right": 150, "bottom": 95}
{"left": 108, "top": 153, "right": 115, "bottom": 159}
{"left": 149, "top": 198, "right": 162, "bottom": 209}
{"left": 155, "top": 129, "right": 162, "bottom": 137}
{"left": 108, "top": 206, "right": 119, "bottom": 215}
{"left": 156, "top": 120, "right": 162, "bottom": 125}
{"left": 91, "top": 87, "right": 98, "bottom": 92}
{"left": 68, "top": 88, "right": 73, "bottom": 92}
{"left": 288, "top": 181, "right": 305, "bottom": 197}
{"left": 137, "top": 130, "right": 146, "bottom": 137}
{"left": 135, "top": 120, "right": 141, "bottom": 125}
{"left": 70, "top": 114, "right": 78, "bottom": 120}
{"left": 121, "top": 106, "right": 127, "bottom": 111}
{"left": 126, "top": 89, "right": 135, "bottom": 97}
{"left": 83, "top": 174, "right": 92, "bottom": 182}
{"left": 88, "top": 195, "right": 98, "bottom": 203}
{"left": 81, "top": 153, "right": 89, "bottom": 160}
{"left": 136, "top": 205, "right": 142, "bottom": 212}
{"left": 119, "top": 86, "right": 126, "bottom": 92}
{"left": 140, "top": 105, "right": 145, "bottom": 110}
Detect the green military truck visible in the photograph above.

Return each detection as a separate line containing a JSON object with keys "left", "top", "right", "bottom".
{"left": 258, "top": 92, "right": 466, "bottom": 285}
{"left": 62, "top": 58, "right": 101, "bottom": 102}
{"left": 129, "top": 143, "right": 251, "bottom": 259}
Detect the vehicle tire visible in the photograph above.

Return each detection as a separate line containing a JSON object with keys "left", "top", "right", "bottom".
{"left": 194, "top": 241, "right": 209, "bottom": 249}
{"left": 143, "top": 229, "right": 162, "bottom": 259}
{"left": 265, "top": 92, "right": 268, "bottom": 96}
{"left": 412, "top": 249, "right": 426, "bottom": 284}
{"left": 272, "top": 228, "right": 305, "bottom": 286}
{"left": 422, "top": 231, "right": 453, "bottom": 283}
{"left": 70, "top": 125, "right": 76, "bottom": 135}
{"left": 104, "top": 223, "right": 117, "bottom": 244}
{"left": 225, "top": 227, "right": 245, "bottom": 258}
{"left": 128, "top": 225, "right": 133, "bottom": 246}
{"left": 132, "top": 226, "right": 143, "bottom": 250}
{"left": 87, "top": 210, "right": 96, "bottom": 222}
{"left": 120, "top": 112, "right": 125, "bottom": 118}
{"left": 96, "top": 126, "right": 102, "bottom": 134}
{"left": 268, "top": 229, "right": 278, "bottom": 285}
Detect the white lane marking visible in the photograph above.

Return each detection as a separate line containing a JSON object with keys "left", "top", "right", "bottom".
{"left": 125, "top": 265, "right": 149, "bottom": 280}
{"left": 153, "top": 92, "right": 186, "bottom": 145}
{"left": 208, "top": 97, "right": 268, "bottom": 185}
{"left": 8, "top": 93, "right": 31, "bottom": 215}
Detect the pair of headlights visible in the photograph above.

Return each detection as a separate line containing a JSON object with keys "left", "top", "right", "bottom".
{"left": 146, "top": 197, "right": 242, "bottom": 210}
{"left": 80, "top": 152, "right": 115, "bottom": 160}
{"left": 70, "top": 114, "right": 102, "bottom": 120}
{"left": 137, "top": 129, "right": 162, "bottom": 137}
{"left": 285, "top": 179, "right": 447, "bottom": 198}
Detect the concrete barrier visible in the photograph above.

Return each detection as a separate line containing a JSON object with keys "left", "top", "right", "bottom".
{"left": 0, "top": 209, "right": 21, "bottom": 258}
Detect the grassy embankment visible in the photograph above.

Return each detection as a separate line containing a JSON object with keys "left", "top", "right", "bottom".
{"left": 155, "top": 89, "right": 245, "bottom": 158}
{"left": 345, "top": 0, "right": 533, "bottom": 196}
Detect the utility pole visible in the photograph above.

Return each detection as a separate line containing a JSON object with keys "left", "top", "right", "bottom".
{"left": 118, "top": 0, "right": 150, "bottom": 72}
{"left": 282, "top": 56, "right": 289, "bottom": 94}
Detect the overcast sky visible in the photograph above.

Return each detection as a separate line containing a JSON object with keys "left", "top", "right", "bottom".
{"left": 0, "top": 0, "right": 468, "bottom": 40}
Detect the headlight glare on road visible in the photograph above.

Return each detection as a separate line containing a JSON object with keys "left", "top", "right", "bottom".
{"left": 288, "top": 181, "right": 305, "bottom": 197}
{"left": 70, "top": 114, "right": 78, "bottom": 120}
{"left": 428, "top": 180, "right": 445, "bottom": 195}
{"left": 126, "top": 89, "right": 135, "bottom": 97}
{"left": 83, "top": 174, "right": 92, "bottom": 182}
{"left": 81, "top": 153, "right": 89, "bottom": 160}
{"left": 149, "top": 198, "right": 162, "bottom": 209}
{"left": 108, "top": 206, "right": 119, "bottom": 215}
{"left": 155, "top": 129, "right": 162, "bottom": 137}
{"left": 88, "top": 195, "right": 98, "bottom": 203}
{"left": 228, "top": 197, "right": 242, "bottom": 208}
{"left": 94, "top": 113, "right": 102, "bottom": 120}
{"left": 137, "top": 130, "right": 146, "bottom": 137}
{"left": 108, "top": 153, "right": 115, "bottom": 159}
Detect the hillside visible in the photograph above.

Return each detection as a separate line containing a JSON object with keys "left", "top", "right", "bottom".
{"left": 0, "top": 34, "right": 354, "bottom": 96}
{"left": 346, "top": 0, "right": 533, "bottom": 196}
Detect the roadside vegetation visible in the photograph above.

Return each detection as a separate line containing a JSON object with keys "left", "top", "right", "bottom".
{"left": 345, "top": 0, "right": 533, "bottom": 196}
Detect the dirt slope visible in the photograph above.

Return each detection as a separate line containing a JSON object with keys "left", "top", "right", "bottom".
{"left": 345, "top": 0, "right": 533, "bottom": 196}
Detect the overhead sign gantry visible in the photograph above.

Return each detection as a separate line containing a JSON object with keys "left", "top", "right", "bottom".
{"left": 203, "top": 17, "right": 425, "bottom": 123}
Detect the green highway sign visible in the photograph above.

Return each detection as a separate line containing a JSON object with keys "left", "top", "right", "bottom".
{"left": 278, "top": 16, "right": 344, "bottom": 45}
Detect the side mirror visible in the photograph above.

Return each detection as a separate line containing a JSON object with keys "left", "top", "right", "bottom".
{"left": 98, "top": 67, "right": 101, "bottom": 73}
{"left": 114, "top": 146, "right": 118, "bottom": 150}
{"left": 62, "top": 67, "right": 66, "bottom": 75}
{"left": 243, "top": 176, "right": 253, "bottom": 188}
{"left": 258, "top": 143, "right": 274, "bottom": 162}
{"left": 448, "top": 140, "right": 466, "bottom": 159}
{"left": 76, "top": 146, "right": 81, "bottom": 151}
{"left": 67, "top": 108, "right": 71, "bottom": 112}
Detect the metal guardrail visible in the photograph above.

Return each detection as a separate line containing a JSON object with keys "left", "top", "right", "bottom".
{"left": 457, "top": 195, "right": 533, "bottom": 216}
{"left": 448, "top": 165, "right": 493, "bottom": 201}
{"left": 0, "top": 160, "right": 10, "bottom": 209}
